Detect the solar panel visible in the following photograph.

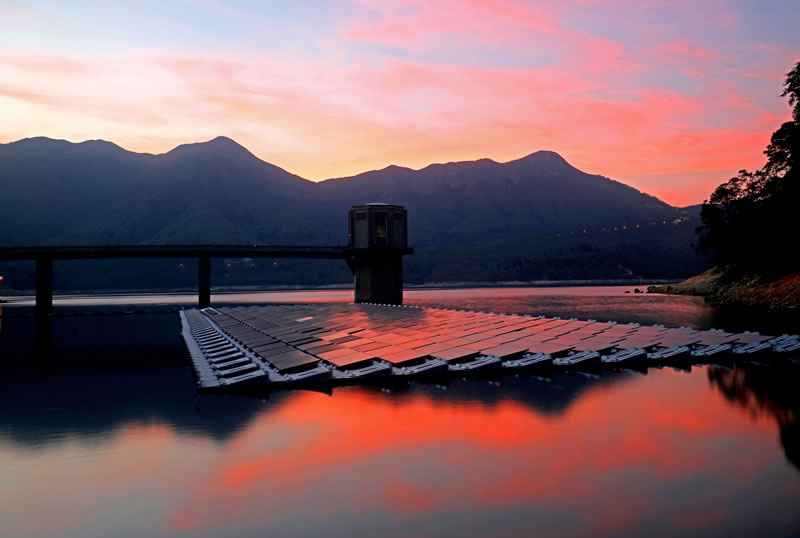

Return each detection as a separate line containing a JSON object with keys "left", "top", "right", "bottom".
{"left": 461, "top": 341, "right": 491, "bottom": 351}
{"left": 534, "top": 319, "right": 573, "bottom": 330}
{"left": 325, "top": 351, "right": 375, "bottom": 368}
{"left": 657, "top": 334, "right": 703, "bottom": 347}
{"left": 329, "top": 335, "right": 362, "bottom": 344}
{"left": 570, "top": 337, "right": 621, "bottom": 352}
{"left": 731, "top": 333, "right": 770, "bottom": 344}
{"left": 476, "top": 334, "right": 525, "bottom": 347}
{"left": 430, "top": 346, "right": 479, "bottom": 363}
{"left": 411, "top": 342, "right": 455, "bottom": 355}
{"left": 480, "top": 343, "right": 530, "bottom": 359}
{"left": 251, "top": 342, "right": 289, "bottom": 354}
{"left": 268, "top": 350, "right": 319, "bottom": 373}
{"left": 240, "top": 336, "right": 277, "bottom": 347}
{"left": 544, "top": 326, "right": 583, "bottom": 337}
{"left": 352, "top": 341, "right": 391, "bottom": 352}
{"left": 695, "top": 332, "right": 737, "bottom": 345}
{"left": 551, "top": 333, "right": 593, "bottom": 344}
{"left": 572, "top": 321, "right": 602, "bottom": 330}
{"left": 612, "top": 338, "right": 662, "bottom": 350}
{"left": 377, "top": 348, "right": 430, "bottom": 365}
{"left": 317, "top": 347, "right": 356, "bottom": 361}
{"left": 523, "top": 332, "right": 560, "bottom": 343}
{"left": 260, "top": 345, "right": 300, "bottom": 358}
{"left": 381, "top": 335, "right": 418, "bottom": 345}
{"left": 602, "top": 324, "right": 639, "bottom": 334}
{"left": 299, "top": 342, "right": 341, "bottom": 354}
{"left": 525, "top": 341, "right": 575, "bottom": 356}
{"left": 354, "top": 329, "right": 382, "bottom": 338}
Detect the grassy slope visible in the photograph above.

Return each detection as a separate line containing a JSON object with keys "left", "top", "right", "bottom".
{"left": 648, "top": 266, "right": 800, "bottom": 309}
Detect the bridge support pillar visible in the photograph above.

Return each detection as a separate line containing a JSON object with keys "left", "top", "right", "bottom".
{"left": 348, "top": 253, "right": 404, "bottom": 305}
{"left": 198, "top": 256, "right": 211, "bottom": 308}
{"left": 35, "top": 256, "right": 53, "bottom": 359}
{"left": 35, "top": 256, "right": 53, "bottom": 318}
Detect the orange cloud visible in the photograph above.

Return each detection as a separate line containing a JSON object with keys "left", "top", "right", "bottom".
{"left": 0, "top": 49, "right": 784, "bottom": 206}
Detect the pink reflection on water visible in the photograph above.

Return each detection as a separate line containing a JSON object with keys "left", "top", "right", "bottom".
{"left": 1, "top": 364, "right": 795, "bottom": 537}
{"left": 163, "top": 368, "right": 783, "bottom": 535}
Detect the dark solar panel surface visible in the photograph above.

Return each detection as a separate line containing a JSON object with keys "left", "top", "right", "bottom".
{"left": 430, "top": 347, "right": 479, "bottom": 362}
{"left": 203, "top": 304, "right": 774, "bottom": 373}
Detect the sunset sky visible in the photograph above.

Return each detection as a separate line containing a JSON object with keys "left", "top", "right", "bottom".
{"left": 1, "top": 1, "right": 798, "bottom": 206}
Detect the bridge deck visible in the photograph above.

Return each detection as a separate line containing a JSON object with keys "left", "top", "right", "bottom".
{"left": 0, "top": 244, "right": 355, "bottom": 260}
{"left": 0, "top": 244, "right": 413, "bottom": 313}
{"left": 180, "top": 303, "right": 800, "bottom": 391}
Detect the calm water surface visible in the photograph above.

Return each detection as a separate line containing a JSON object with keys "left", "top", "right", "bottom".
{"left": 1, "top": 287, "right": 798, "bottom": 537}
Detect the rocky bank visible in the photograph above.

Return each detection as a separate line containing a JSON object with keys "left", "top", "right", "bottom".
{"left": 647, "top": 266, "right": 800, "bottom": 309}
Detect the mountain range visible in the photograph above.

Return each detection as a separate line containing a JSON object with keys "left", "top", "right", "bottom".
{"left": 0, "top": 136, "right": 710, "bottom": 290}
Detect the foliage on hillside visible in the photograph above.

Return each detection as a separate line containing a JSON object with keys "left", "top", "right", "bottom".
{"left": 697, "top": 61, "right": 800, "bottom": 277}
{"left": 651, "top": 62, "right": 800, "bottom": 309}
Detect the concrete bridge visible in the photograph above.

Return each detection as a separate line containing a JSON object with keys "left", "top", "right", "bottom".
{"left": 0, "top": 204, "right": 413, "bottom": 317}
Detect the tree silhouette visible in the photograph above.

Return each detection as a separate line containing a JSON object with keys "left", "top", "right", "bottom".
{"left": 697, "top": 61, "right": 800, "bottom": 275}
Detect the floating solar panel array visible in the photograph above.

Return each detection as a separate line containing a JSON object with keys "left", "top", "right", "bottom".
{"left": 179, "top": 304, "right": 800, "bottom": 391}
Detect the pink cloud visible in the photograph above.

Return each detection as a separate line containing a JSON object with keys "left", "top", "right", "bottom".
{"left": 566, "top": 31, "right": 640, "bottom": 73}
{"left": 659, "top": 42, "right": 718, "bottom": 60}
{"left": 342, "top": 0, "right": 559, "bottom": 49}
{"left": 0, "top": 49, "right": 785, "bottom": 206}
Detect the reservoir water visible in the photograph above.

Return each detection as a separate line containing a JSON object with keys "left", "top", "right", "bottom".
{"left": 1, "top": 287, "right": 798, "bottom": 537}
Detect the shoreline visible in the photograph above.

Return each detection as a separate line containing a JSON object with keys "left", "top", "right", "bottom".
{"left": 0, "top": 278, "right": 680, "bottom": 297}
{"left": 647, "top": 267, "right": 800, "bottom": 310}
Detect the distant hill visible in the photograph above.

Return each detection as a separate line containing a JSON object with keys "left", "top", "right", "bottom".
{"left": 317, "top": 150, "right": 677, "bottom": 246}
{"left": 0, "top": 136, "right": 711, "bottom": 290}
{"left": 0, "top": 136, "right": 321, "bottom": 246}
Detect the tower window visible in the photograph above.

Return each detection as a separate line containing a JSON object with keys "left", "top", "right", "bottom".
{"left": 375, "top": 213, "right": 386, "bottom": 245}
